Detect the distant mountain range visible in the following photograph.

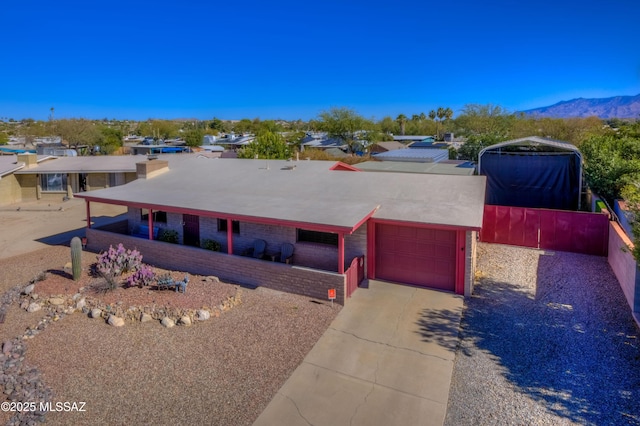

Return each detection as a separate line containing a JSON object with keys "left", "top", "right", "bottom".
{"left": 521, "top": 94, "right": 640, "bottom": 119}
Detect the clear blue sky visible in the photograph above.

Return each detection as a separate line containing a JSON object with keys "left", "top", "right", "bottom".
{"left": 1, "top": 0, "right": 639, "bottom": 121}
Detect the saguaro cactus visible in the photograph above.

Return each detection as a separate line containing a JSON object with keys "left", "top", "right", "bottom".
{"left": 70, "top": 236, "right": 83, "bottom": 281}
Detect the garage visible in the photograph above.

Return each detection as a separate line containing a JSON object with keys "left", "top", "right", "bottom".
{"left": 374, "top": 223, "right": 457, "bottom": 291}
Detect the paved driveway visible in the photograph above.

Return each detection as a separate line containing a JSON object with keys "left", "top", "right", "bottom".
{"left": 254, "top": 280, "right": 464, "bottom": 426}
{"left": 0, "top": 199, "right": 126, "bottom": 260}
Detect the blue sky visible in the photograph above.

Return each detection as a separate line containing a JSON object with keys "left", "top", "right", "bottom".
{"left": 1, "top": 0, "right": 639, "bottom": 121}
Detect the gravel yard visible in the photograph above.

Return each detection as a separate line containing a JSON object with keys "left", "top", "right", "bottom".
{"left": 0, "top": 246, "right": 340, "bottom": 425}
{"left": 445, "top": 243, "right": 640, "bottom": 426}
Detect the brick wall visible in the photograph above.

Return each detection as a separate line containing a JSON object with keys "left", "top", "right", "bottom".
{"left": 127, "top": 208, "right": 367, "bottom": 274}
{"left": 86, "top": 228, "right": 347, "bottom": 304}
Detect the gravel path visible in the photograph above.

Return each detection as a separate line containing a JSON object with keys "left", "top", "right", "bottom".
{"left": 445, "top": 243, "right": 640, "bottom": 426}
{"left": 0, "top": 246, "right": 340, "bottom": 425}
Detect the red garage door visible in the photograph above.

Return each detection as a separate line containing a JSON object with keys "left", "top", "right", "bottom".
{"left": 375, "top": 224, "right": 457, "bottom": 291}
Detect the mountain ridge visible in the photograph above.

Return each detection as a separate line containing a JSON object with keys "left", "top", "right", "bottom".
{"left": 521, "top": 94, "right": 640, "bottom": 118}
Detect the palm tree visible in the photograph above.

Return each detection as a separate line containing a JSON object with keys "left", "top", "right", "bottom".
{"left": 396, "top": 114, "right": 407, "bottom": 136}
{"left": 428, "top": 110, "right": 436, "bottom": 121}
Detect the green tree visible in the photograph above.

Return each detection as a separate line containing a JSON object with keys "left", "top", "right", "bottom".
{"left": 238, "top": 130, "right": 291, "bottom": 159}
{"left": 0, "top": 132, "right": 8, "bottom": 145}
{"left": 396, "top": 114, "right": 407, "bottom": 135}
{"left": 581, "top": 133, "right": 640, "bottom": 203}
{"left": 97, "top": 126, "right": 123, "bottom": 154}
{"left": 184, "top": 128, "right": 204, "bottom": 148}
{"left": 317, "top": 107, "right": 371, "bottom": 153}
{"left": 456, "top": 133, "right": 505, "bottom": 163}
{"left": 55, "top": 119, "right": 103, "bottom": 152}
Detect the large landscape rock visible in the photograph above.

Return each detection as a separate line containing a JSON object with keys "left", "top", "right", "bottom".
{"left": 179, "top": 316, "right": 192, "bottom": 326}
{"left": 140, "top": 313, "right": 153, "bottom": 323}
{"left": 48, "top": 297, "right": 65, "bottom": 306}
{"left": 196, "top": 310, "right": 210, "bottom": 321}
{"left": 90, "top": 308, "right": 102, "bottom": 319}
{"left": 22, "top": 284, "right": 35, "bottom": 295}
{"left": 27, "top": 303, "right": 41, "bottom": 313}
{"left": 108, "top": 315, "right": 125, "bottom": 327}
{"left": 161, "top": 317, "right": 175, "bottom": 328}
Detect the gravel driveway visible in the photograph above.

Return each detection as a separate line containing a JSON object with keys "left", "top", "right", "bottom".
{"left": 445, "top": 243, "right": 640, "bottom": 426}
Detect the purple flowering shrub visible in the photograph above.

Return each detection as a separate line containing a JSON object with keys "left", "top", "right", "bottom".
{"left": 95, "top": 243, "right": 144, "bottom": 289}
{"left": 126, "top": 264, "right": 155, "bottom": 288}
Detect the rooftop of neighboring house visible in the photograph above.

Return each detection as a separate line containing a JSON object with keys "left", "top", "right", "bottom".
{"left": 369, "top": 141, "right": 407, "bottom": 152}
{"left": 354, "top": 160, "right": 476, "bottom": 176}
{"left": 372, "top": 148, "right": 449, "bottom": 163}
{"left": 77, "top": 158, "right": 487, "bottom": 232}
{"left": 0, "top": 154, "right": 53, "bottom": 177}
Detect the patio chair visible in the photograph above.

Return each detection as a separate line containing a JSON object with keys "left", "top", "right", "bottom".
{"left": 276, "top": 243, "right": 294, "bottom": 264}
{"left": 242, "top": 239, "right": 267, "bottom": 259}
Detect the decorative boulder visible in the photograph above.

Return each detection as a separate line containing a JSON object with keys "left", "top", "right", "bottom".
{"left": 27, "top": 303, "right": 42, "bottom": 313}
{"left": 140, "top": 313, "right": 153, "bottom": 323}
{"left": 179, "top": 316, "right": 192, "bottom": 326}
{"left": 22, "top": 284, "right": 35, "bottom": 295}
{"left": 161, "top": 317, "right": 175, "bottom": 328}
{"left": 108, "top": 315, "right": 125, "bottom": 327}
{"left": 90, "top": 308, "right": 102, "bottom": 319}
{"left": 196, "top": 310, "right": 210, "bottom": 321}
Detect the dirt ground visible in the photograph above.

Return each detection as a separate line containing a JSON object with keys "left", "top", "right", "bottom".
{"left": 0, "top": 198, "right": 126, "bottom": 260}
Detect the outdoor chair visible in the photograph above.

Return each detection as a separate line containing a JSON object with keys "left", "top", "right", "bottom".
{"left": 276, "top": 243, "right": 294, "bottom": 264}
{"left": 242, "top": 239, "right": 267, "bottom": 259}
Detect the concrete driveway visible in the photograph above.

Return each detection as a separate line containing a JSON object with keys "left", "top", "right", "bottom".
{"left": 254, "top": 280, "right": 464, "bottom": 426}
{"left": 0, "top": 199, "right": 126, "bottom": 260}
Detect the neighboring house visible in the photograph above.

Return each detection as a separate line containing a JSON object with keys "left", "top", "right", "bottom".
{"left": 372, "top": 148, "right": 449, "bottom": 163}
{"left": 369, "top": 141, "right": 407, "bottom": 154}
{"left": 392, "top": 135, "right": 435, "bottom": 143}
{"left": 0, "top": 154, "right": 54, "bottom": 205}
{"left": 478, "top": 136, "right": 583, "bottom": 210}
{"left": 355, "top": 160, "right": 476, "bottom": 176}
{"left": 11, "top": 153, "right": 158, "bottom": 202}
{"left": 77, "top": 158, "right": 486, "bottom": 304}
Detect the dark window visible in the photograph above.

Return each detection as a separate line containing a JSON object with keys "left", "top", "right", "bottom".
{"left": 141, "top": 209, "right": 167, "bottom": 223}
{"left": 297, "top": 229, "right": 338, "bottom": 246}
{"left": 40, "top": 173, "right": 67, "bottom": 192}
{"left": 218, "top": 219, "right": 240, "bottom": 234}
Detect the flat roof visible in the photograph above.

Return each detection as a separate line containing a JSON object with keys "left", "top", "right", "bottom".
{"left": 372, "top": 148, "right": 449, "bottom": 163}
{"left": 355, "top": 160, "right": 476, "bottom": 176}
{"left": 13, "top": 153, "right": 198, "bottom": 174}
{"left": 78, "top": 158, "right": 486, "bottom": 232}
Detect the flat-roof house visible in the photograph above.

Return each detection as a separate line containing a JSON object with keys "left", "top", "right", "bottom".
{"left": 77, "top": 158, "right": 486, "bottom": 304}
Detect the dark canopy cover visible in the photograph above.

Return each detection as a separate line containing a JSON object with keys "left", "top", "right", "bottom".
{"left": 482, "top": 152, "right": 579, "bottom": 210}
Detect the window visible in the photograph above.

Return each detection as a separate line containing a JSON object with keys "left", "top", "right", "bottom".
{"left": 40, "top": 173, "right": 67, "bottom": 192}
{"left": 218, "top": 219, "right": 240, "bottom": 234}
{"left": 297, "top": 229, "right": 338, "bottom": 246}
{"left": 141, "top": 209, "right": 167, "bottom": 223}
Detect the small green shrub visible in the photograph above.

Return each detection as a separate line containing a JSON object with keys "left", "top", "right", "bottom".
{"left": 158, "top": 229, "right": 179, "bottom": 244}
{"left": 202, "top": 239, "right": 221, "bottom": 252}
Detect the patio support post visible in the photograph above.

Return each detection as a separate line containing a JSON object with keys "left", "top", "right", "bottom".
{"left": 226, "top": 219, "right": 233, "bottom": 254}
{"left": 338, "top": 232, "right": 345, "bottom": 274}
{"left": 367, "top": 220, "right": 375, "bottom": 279}
{"left": 85, "top": 200, "right": 91, "bottom": 229}
{"left": 148, "top": 209, "right": 154, "bottom": 240}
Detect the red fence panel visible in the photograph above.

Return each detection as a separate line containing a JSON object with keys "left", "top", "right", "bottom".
{"left": 345, "top": 255, "right": 365, "bottom": 298}
{"left": 481, "top": 205, "right": 609, "bottom": 256}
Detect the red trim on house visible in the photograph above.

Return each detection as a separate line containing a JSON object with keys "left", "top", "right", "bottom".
{"left": 86, "top": 201, "right": 91, "bottom": 229}
{"left": 367, "top": 219, "right": 376, "bottom": 279}
{"left": 338, "top": 233, "right": 345, "bottom": 274}
{"left": 226, "top": 219, "right": 233, "bottom": 254}
{"left": 369, "top": 217, "right": 481, "bottom": 232}
{"left": 329, "top": 162, "right": 362, "bottom": 172}
{"left": 148, "top": 209, "right": 154, "bottom": 240}
{"left": 75, "top": 195, "right": 364, "bottom": 235}
{"left": 455, "top": 230, "right": 466, "bottom": 295}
